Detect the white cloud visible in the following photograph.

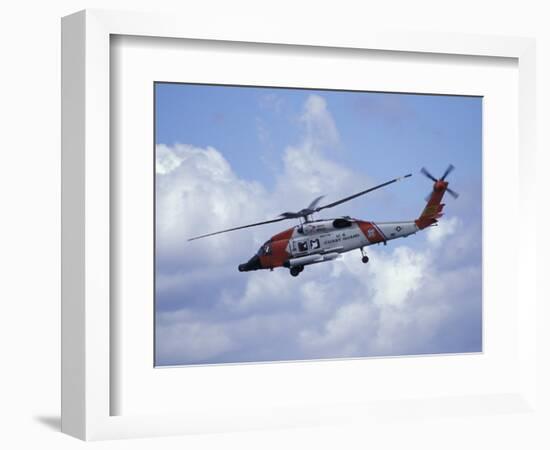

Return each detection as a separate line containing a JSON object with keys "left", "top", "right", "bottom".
{"left": 156, "top": 143, "right": 269, "bottom": 266}
{"left": 156, "top": 310, "right": 234, "bottom": 363}
{"left": 299, "top": 300, "right": 373, "bottom": 358}
{"left": 300, "top": 94, "right": 340, "bottom": 149}
{"left": 369, "top": 246, "right": 427, "bottom": 308}
{"left": 296, "top": 244, "right": 436, "bottom": 358}
{"left": 156, "top": 144, "right": 184, "bottom": 174}
{"left": 271, "top": 94, "right": 371, "bottom": 213}
{"left": 275, "top": 144, "right": 358, "bottom": 203}
{"left": 221, "top": 270, "right": 296, "bottom": 313}
{"left": 425, "top": 216, "right": 460, "bottom": 248}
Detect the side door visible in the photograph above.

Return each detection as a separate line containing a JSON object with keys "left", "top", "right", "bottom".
{"left": 291, "top": 238, "right": 309, "bottom": 256}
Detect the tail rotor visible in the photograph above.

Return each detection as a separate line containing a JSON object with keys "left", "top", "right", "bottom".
{"left": 420, "top": 167, "right": 438, "bottom": 183}
{"left": 421, "top": 164, "right": 459, "bottom": 200}
{"left": 440, "top": 164, "right": 455, "bottom": 181}
{"left": 416, "top": 164, "right": 458, "bottom": 230}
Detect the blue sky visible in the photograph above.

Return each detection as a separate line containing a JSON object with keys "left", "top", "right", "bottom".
{"left": 154, "top": 83, "right": 482, "bottom": 366}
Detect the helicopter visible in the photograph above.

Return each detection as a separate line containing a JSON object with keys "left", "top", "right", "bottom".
{"left": 188, "top": 165, "right": 459, "bottom": 277}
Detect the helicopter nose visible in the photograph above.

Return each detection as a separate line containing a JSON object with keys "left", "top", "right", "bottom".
{"left": 238, "top": 254, "right": 262, "bottom": 272}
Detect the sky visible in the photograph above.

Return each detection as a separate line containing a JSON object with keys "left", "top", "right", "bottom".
{"left": 154, "top": 83, "right": 482, "bottom": 366}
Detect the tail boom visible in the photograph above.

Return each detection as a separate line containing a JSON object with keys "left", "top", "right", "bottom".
{"left": 415, "top": 180, "right": 448, "bottom": 230}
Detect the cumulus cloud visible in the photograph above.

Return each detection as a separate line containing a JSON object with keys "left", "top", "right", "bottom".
{"left": 425, "top": 216, "right": 460, "bottom": 248}
{"left": 270, "top": 94, "right": 370, "bottom": 212}
{"left": 156, "top": 143, "right": 269, "bottom": 268}
{"left": 156, "top": 310, "right": 235, "bottom": 363}
{"left": 295, "top": 227, "right": 476, "bottom": 360}
{"left": 300, "top": 94, "right": 340, "bottom": 150}
{"left": 155, "top": 94, "right": 482, "bottom": 365}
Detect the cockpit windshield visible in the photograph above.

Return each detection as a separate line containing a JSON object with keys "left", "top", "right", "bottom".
{"left": 257, "top": 241, "right": 272, "bottom": 256}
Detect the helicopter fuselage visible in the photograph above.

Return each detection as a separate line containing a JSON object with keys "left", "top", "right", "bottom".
{"left": 238, "top": 217, "right": 419, "bottom": 273}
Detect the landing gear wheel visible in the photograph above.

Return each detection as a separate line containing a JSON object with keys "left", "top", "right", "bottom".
{"left": 360, "top": 247, "right": 369, "bottom": 264}
{"left": 290, "top": 266, "right": 301, "bottom": 277}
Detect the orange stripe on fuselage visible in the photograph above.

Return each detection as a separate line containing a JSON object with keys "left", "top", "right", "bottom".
{"left": 265, "top": 239, "right": 290, "bottom": 268}
{"left": 271, "top": 228, "right": 294, "bottom": 242}
{"left": 357, "top": 221, "right": 385, "bottom": 244}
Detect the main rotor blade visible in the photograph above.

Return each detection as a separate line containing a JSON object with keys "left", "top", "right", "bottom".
{"left": 314, "top": 173, "right": 412, "bottom": 213}
{"left": 307, "top": 195, "right": 325, "bottom": 211}
{"left": 188, "top": 216, "right": 288, "bottom": 241}
{"left": 420, "top": 167, "right": 438, "bottom": 182}
{"left": 441, "top": 164, "right": 455, "bottom": 181}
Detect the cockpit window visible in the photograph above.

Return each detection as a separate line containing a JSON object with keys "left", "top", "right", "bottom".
{"left": 257, "top": 241, "right": 272, "bottom": 256}
{"left": 333, "top": 218, "right": 353, "bottom": 228}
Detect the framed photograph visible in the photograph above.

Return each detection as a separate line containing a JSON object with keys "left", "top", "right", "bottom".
{"left": 61, "top": 9, "right": 537, "bottom": 440}
{"left": 153, "top": 82, "right": 482, "bottom": 368}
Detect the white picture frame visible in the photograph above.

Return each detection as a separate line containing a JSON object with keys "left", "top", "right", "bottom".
{"left": 61, "top": 9, "right": 537, "bottom": 441}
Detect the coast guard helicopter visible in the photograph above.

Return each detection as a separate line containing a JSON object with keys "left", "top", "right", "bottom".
{"left": 188, "top": 165, "right": 458, "bottom": 277}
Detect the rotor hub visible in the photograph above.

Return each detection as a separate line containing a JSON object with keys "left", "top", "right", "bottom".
{"left": 435, "top": 180, "right": 447, "bottom": 191}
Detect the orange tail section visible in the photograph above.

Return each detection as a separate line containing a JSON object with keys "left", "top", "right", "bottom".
{"left": 415, "top": 180, "right": 448, "bottom": 230}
